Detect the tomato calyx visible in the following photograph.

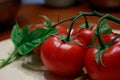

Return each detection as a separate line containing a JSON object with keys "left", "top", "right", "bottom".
{"left": 54, "top": 34, "right": 84, "bottom": 46}
{"left": 82, "top": 15, "right": 93, "bottom": 29}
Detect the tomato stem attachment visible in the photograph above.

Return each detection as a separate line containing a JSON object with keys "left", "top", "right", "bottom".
{"left": 66, "top": 13, "right": 83, "bottom": 41}
{"left": 84, "top": 15, "right": 89, "bottom": 28}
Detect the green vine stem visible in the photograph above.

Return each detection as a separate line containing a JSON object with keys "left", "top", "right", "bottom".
{"left": 79, "top": 11, "right": 120, "bottom": 24}
{"left": 65, "top": 12, "right": 100, "bottom": 41}
{"left": 53, "top": 11, "right": 120, "bottom": 41}
{"left": 93, "top": 11, "right": 120, "bottom": 24}
{"left": 84, "top": 15, "right": 89, "bottom": 28}
{"left": 96, "top": 14, "right": 109, "bottom": 49}
{"left": 66, "top": 13, "right": 83, "bottom": 41}
{"left": 52, "top": 11, "right": 120, "bottom": 29}
{"left": 52, "top": 16, "right": 76, "bottom": 28}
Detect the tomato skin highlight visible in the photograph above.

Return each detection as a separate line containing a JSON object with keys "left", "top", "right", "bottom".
{"left": 41, "top": 36, "right": 86, "bottom": 76}
{"left": 85, "top": 34, "right": 120, "bottom": 80}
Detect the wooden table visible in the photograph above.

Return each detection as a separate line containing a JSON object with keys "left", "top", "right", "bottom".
{"left": 1, "top": 2, "right": 120, "bottom": 41}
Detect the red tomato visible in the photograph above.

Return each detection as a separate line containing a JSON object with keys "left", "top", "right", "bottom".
{"left": 71, "top": 26, "right": 81, "bottom": 36}
{"left": 33, "top": 45, "right": 42, "bottom": 55}
{"left": 41, "top": 36, "right": 87, "bottom": 76}
{"left": 76, "top": 24, "right": 97, "bottom": 44}
{"left": 71, "top": 24, "right": 97, "bottom": 44}
{"left": 55, "top": 25, "right": 67, "bottom": 35}
{"left": 30, "top": 25, "right": 67, "bottom": 55}
{"left": 85, "top": 34, "right": 120, "bottom": 80}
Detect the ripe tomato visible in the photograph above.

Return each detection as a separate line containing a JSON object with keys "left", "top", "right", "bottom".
{"left": 85, "top": 43, "right": 120, "bottom": 80}
{"left": 71, "top": 24, "right": 97, "bottom": 44}
{"left": 30, "top": 25, "right": 67, "bottom": 55}
{"left": 76, "top": 24, "right": 97, "bottom": 44}
{"left": 71, "top": 26, "right": 81, "bottom": 36}
{"left": 41, "top": 36, "right": 87, "bottom": 76}
{"left": 55, "top": 25, "right": 67, "bottom": 35}
{"left": 85, "top": 33, "right": 120, "bottom": 80}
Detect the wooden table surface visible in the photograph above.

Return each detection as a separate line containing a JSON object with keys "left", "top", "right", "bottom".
{"left": 1, "top": 2, "right": 120, "bottom": 41}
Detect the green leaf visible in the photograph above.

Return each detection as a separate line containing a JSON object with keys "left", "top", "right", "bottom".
{"left": 18, "top": 28, "right": 58, "bottom": 55}
{"left": 10, "top": 24, "right": 30, "bottom": 47}
{"left": 11, "top": 22, "right": 58, "bottom": 56}
{"left": 20, "top": 25, "right": 30, "bottom": 43}
{"left": 27, "top": 28, "right": 47, "bottom": 41}
{"left": 92, "top": 20, "right": 112, "bottom": 42}
{"left": 80, "top": 23, "right": 93, "bottom": 28}
{"left": 10, "top": 23, "right": 22, "bottom": 47}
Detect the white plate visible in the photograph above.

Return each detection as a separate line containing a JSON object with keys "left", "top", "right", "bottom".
{"left": 0, "top": 30, "right": 120, "bottom": 80}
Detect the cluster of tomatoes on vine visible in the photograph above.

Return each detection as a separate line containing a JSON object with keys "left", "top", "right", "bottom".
{"left": 1, "top": 11, "right": 120, "bottom": 80}
{"left": 31, "top": 12, "right": 120, "bottom": 80}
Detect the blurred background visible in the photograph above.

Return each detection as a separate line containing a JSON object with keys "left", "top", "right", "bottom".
{"left": 0, "top": 0, "right": 120, "bottom": 40}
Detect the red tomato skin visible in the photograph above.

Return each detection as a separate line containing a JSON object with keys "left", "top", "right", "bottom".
{"left": 31, "top": 25, "right": 67, "bottom": 55}
{"left": 77, "top": 29, "right": 94, "bottom": 44}
{"left": 85, "top": 43, "right": 120, "bottom": 80}
{"left": 72, "top": 24, "right": 97, "bottom": 44}
{"left": 41, "top": 36, "right": 86, "bottom": 76}
{"left": 71, "top": 27, "right": 81, "bottom": 36}
{"left": 77, "top": 24, "right": 97, "bottom": 44}
{"left": 94, "top": 33, "right": 119, "bottom": 45}
{"left": 33, "top": 45, "right": 42, "bottom": 55}
{"left": 55, "top": 25, "right": 67, "bottom": 35}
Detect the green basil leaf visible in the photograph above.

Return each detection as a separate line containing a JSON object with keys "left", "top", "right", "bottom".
{"left": 10, "top": 24, "right": 30, "bottom": 47}
{"left": 10, "top": 24, "right": 22, "bottom": 47}
{"left": 18, "top": 28, "right": 58, "bottom": 55}
{"left": 20, "top": 25, "right": 30, "bottom": 43}
{"left": 92, "top": 20, "right": 112, "bottom": 42}
{"left": 28, "top": 28, "right": 47, "bottom": 41}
